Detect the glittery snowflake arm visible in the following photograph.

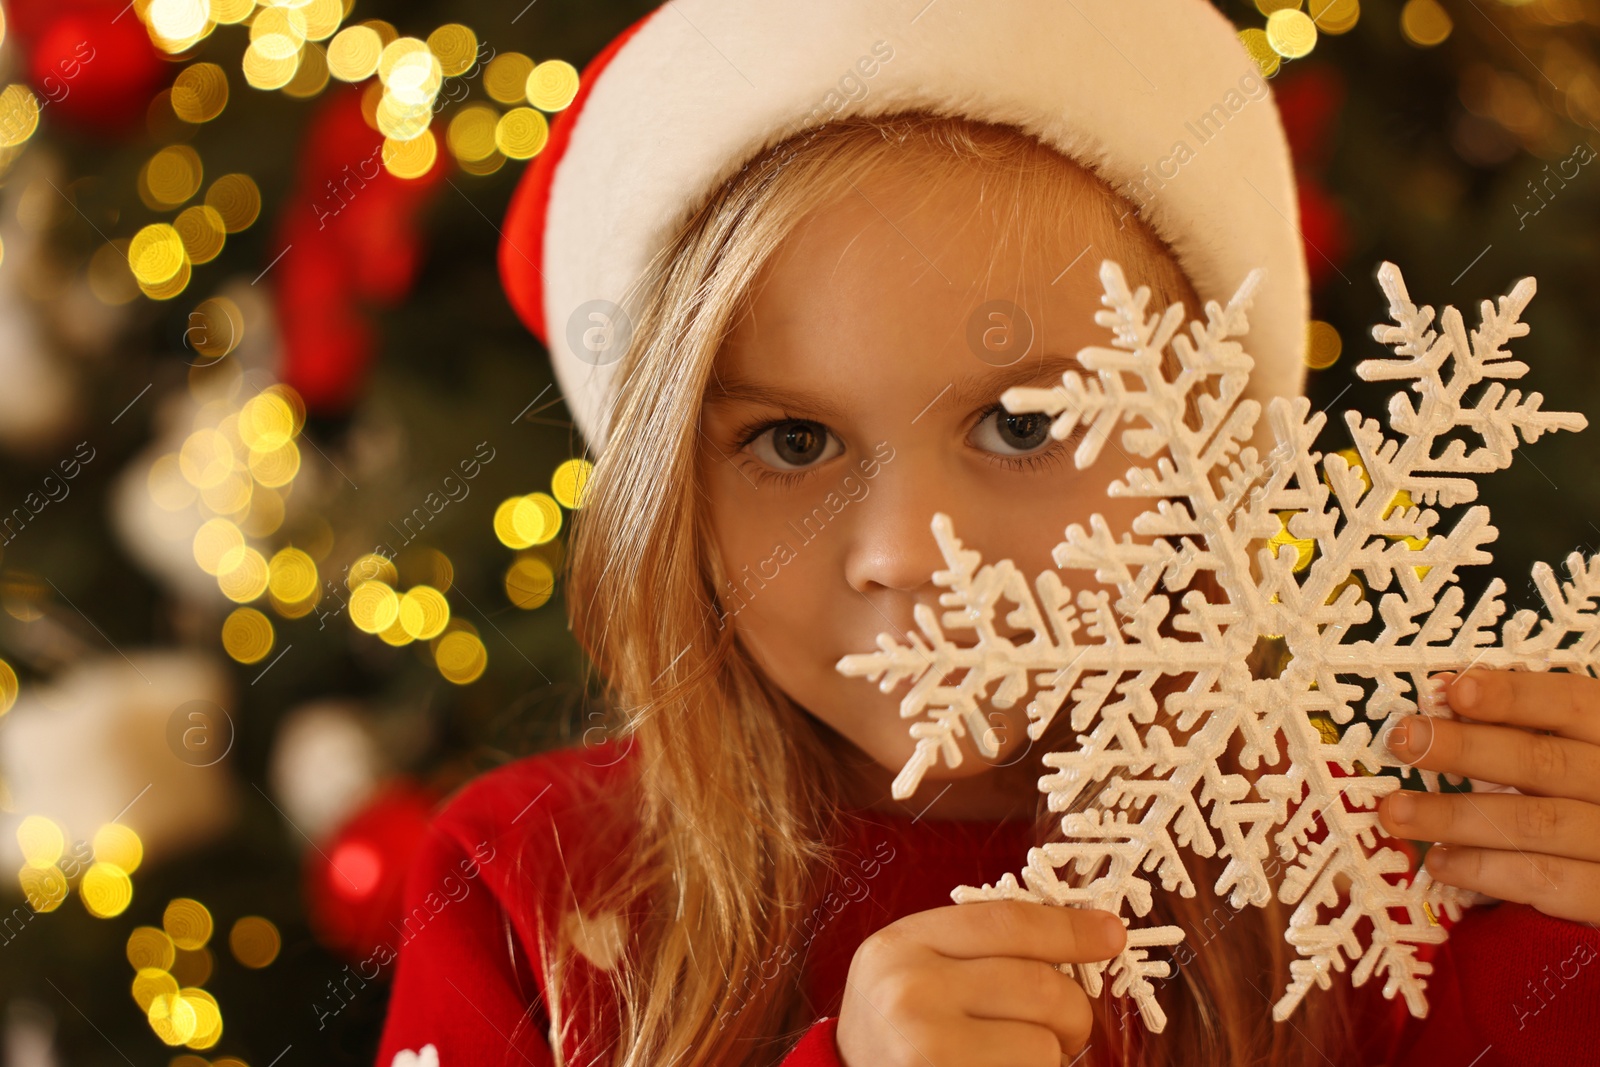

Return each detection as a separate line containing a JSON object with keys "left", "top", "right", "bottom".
{"left": 835, "top": 258, "right": 1599, "bottom": 1034}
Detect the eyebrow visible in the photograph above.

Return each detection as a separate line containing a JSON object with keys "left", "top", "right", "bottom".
{"left": 704, "top": 352, "right": 1084, "bottom": 421}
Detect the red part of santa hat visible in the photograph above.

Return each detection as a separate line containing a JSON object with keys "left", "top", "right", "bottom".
{"left": 499, "top": 0, "right": 1309, "bottom": 457}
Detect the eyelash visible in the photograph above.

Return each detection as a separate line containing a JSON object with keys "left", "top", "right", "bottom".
{"left": 730, "top": 403, "right": 1087, "bottom": 488}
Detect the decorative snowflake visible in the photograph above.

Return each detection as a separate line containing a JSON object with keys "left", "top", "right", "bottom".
{"left": 836, "top": 259, "right": 1600, "bottom": 1031}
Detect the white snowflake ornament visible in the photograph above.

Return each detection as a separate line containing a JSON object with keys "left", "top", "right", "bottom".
{"left": 836, "top": 259, "right": 1599, "bottom": 1031}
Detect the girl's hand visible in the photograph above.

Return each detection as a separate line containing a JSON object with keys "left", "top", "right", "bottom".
{"left": 835, "top": 899, "right": 1126, "bottom": 1067}
{"left": 1379, "top": 667, "right": 1600, "bottom": 925}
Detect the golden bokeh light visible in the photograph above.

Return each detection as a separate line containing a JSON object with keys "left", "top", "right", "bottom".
{"left": 0, "top": 658, "right": 16, "bottom": 716}
{"left": 378, "top": 614, "right": 414, "bottom": 646}
{"left": 18, "top": 815, "right": 64, "bottom": 868}
{"left": 283, "top": 41, "right": 331, "bottom": 99}
{"left": 484, "top": 52, "right": 534, "bottom": 104}
{"left": 1310, "top": 0, "right": 1360, "bottom": 34}
{"left": 127, "top": 926, "right": 178, "bottom": 972}
{"left": 347, "top": 552, "right": 399, "bottom": 589}
{"left": 494, "top": 495, "right": 532, "bottom": 549}
{"left": 434, "top": 629, "right": 487, "bottom": 684}
{"left": 1305, "top": 320, "right": 1343, "bottom": 369}
{"left": 495, "top": 106, "right": 549, "bottom": 160}
{"left": 350, "top": 580, "right": 400, "bottom": 633}
{"left": 505, "top": 556, "right": 554, "bottom": 610}
{"left": 428, "top": 23, "right": 479, "bottom": 77}
{"left": 514, "top": 493, "right": 562, "bottom": 545}
{"left": 398, "top": 585, "right": 450, "bottom": 640}
{"left": 447, "top": 105, "right": 498, "bottom": 163}
{"left": 458, "top": 147, "right": 506, "bottom": 177}
{"left": 202, "top": 469, "right": 252, "bottom": 515}
{"left": 174, "top": 205, "right": 227, "bottom": 264}
{"left": 1254, "top": 0, "right": 1301, "bottom": 12}
{"left": 302, "top": 0, "right": 343, "bottom": 41}
{"left": 526, "top": 60, "right": 579, "bottom": 111}
{"left": 550, "top": 458, "right": 593, "bottom": 509}
{"left": 1266, "top": 8, "right": 1317, "bottom": 58}
{"left": 222, "top": 606, "right": 275, "bottom": 662}
{"left": 267, "top": 547, "right": 319, "bottom": 603}
{"left": 132, "top": 967, "right": 180, "bottom": 1012}
{"left": 0, "top": 85, "right": 39, "bottom": 148}
{"left": 206, "top": 174, "right": 262, "bottom": 232}
{"left": 217, "top": 546, "right": 269, "bottom": 601}
{"left": 163, "top": 897, "right": 213, "bottom": 951}
{"left": 209, "top": 0, "right": 256, "bottom": 25}
{"left": 19, "top": 865, "right": 68, "bottom": 912}
{"left": 1401, "top": 0, "right": 1452, "bottom": 46}
{"left": 251, "top": 5, "right": 308, "bottom": 51}
{"left": 194, "top": 519, "right": 246, "bottom": 576}
{"left": 249, "top": 439, "right": 301, "bottom": 488}
{"left": 147, "top": 0, "right": 213, "bottom": 52}
{"left": 242, "top": 39, "right": 301, "bottom": 92}
{"left": 328, "top": 24, "right": 382, "bottom": 81}
{"left": 81, "top": 862, "right": 134, "bottom": 918}
{"left": 130, "top": 224, "right": 189, "bottom": 286}
{"left": 385, "top": 47, "right": 443, "bottom": 109}
{"left": 172, "top": 63, "right": 230, "bottom": 123}
{"left": 93, "top": 823, "right": 144, "bottom": 874}
{"left": 181, "top": 430, "right": 236, "bottom": 490}
{"left": 376, "top": 90, "right": 432, "bottom": 140}
{"left": 139, "top": 255, "right": 193, "bottom": 301}
{"left": 229, "top": 915, "right": 282, "bottom": 968}
{"left": 239, "top": 393, "right": 295, "bottom": 451}
{"left": 383, "top": 128, "right": 437, "bottom": 179}
{"left": 143, "top": 145, "right": 204, "bottom": 207}
{"left": 182, "top": 987, "right": 223, "bottom": 1049}
{"left": 148, "top": 990, "right": 199, "bottom": 1046}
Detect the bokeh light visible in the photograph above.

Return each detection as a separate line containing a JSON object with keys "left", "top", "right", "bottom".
{"left": 229, "top": 915, "right": 282, "bottom": 968}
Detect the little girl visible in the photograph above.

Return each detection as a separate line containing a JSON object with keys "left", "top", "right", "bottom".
{"left": 375, "top": 2, "right": 1600, "bottom": 1065}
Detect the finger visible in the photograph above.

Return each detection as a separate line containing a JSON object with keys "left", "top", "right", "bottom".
{"left": 1379, "top": 790, "right": 1600, "bottom": 862}
{"left": 1382, "top": 715, "right": 1600, "bottom": 805}
{"left": 962, "top": 1019, "right": 1071, "bottom": 1067}
{"left": 1433, "top": 668, "right": 1600, "bottom": 746}
{"left": 947, "top": 955, "right": 1094, "bottom": 1057}
{"left": 909, "top": 900, "right": 1127, "bottom": 964}
{"left": 1424, "top": 845, "right": 1600, "bottom": 925}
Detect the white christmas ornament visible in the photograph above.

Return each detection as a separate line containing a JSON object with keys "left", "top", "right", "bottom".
{"left": 837, "top": 260, "right": 1598, "bottom": 1031}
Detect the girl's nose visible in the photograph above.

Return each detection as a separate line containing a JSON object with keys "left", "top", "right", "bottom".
{"left": 841, "top": 456, "right": 956, "bottom": 597}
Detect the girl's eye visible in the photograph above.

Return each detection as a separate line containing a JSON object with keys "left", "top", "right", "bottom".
{"left": 971, "top": 404, "right": 1055, "bottom": 456}
{"left": 742, "top": 419, "right": 843, "bottom": 483}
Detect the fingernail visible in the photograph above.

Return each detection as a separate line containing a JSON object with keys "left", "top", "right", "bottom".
{"left": 1384, "top": 722, "right": 1409, "bottom": 753}
{"left": 1100, "top": 913, "right": 1125, "bottom": 947}
{"left": 1410, "top": 716, "right": 1434, "bottom": 750}
{"left": 1426, "top": 845, "right": 1450, "bottom": 873}
{"left": 1449, "top": 673, "right": 1479, "bottom": 711}
{"left": 1388, "top": 792, "right": 1415, "bottom": 824}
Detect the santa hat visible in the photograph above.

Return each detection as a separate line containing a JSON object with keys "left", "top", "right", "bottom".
{"left": 498, "top": 0, "right": 1309, "bottom": 457}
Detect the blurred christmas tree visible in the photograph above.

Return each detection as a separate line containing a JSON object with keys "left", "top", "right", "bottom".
{"left": 0, "top": 1, "right": 1595, "bottom": 1064}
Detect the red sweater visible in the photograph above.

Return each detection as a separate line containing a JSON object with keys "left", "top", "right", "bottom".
{"left": 373, "top": 739, "right": 1598, "bottom": 1067}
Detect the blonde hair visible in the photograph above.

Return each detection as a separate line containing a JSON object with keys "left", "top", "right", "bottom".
{"left": 541, "top": 112, "right": 1361, "bottom": 1066}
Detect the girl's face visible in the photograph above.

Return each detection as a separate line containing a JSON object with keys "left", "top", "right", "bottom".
{"left": 697, "top": 151, "right": 1198, "bottom": 820}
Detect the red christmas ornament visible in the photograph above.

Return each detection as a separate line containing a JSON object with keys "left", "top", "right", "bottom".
{"left": 271, "top": 86, "right": 448, "bottom": 413}
{"left": 12, "top": 0, "right": 168, "bottom": 133}
{"left": 1297, "top": 175, "right": 1351, "bottom": 292}
{"left": 303, "top": 778, "right": 442, "bottom": 964}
